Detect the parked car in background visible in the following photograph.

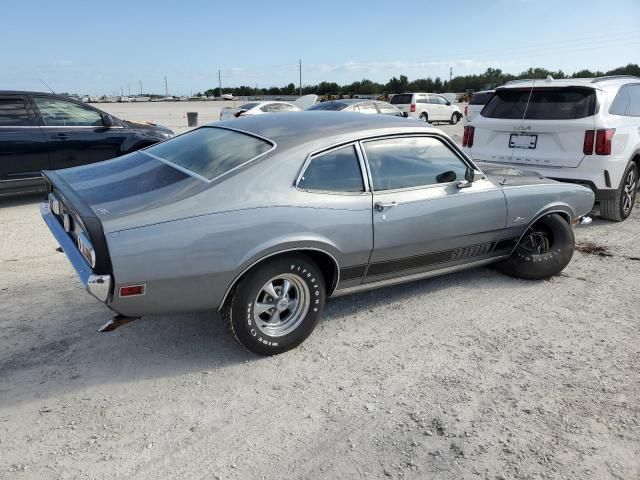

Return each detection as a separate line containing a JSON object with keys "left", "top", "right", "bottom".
{"left": 220, "top": 101, "right": 301, "bottom": 120}
{"left": 463, "top": 76, "right": 640, "bottom": 221}
{"left": 464, "top": 90, "right": 494, "bottom": 123}
{"left": 390, "top": 92, "right": 463, "bottom": 124}
{"left": 41, "top": 112, "right": 593, "bottom": 355}
{"left": 307, "top": 99, "right": 403, "bottom": 116}
{"left": 0, "top": 91, "right": 174, "bottom": 196}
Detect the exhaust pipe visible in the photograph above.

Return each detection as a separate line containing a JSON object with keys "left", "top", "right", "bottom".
{"left": 98, "top": 314, "right": 141, "bottom": 333}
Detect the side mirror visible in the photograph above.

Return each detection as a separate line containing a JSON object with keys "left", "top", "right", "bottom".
{"left": 465, "top": 167, "right": 475, "bottom": 183}
{"left": 102, "top": 113, "right": 115, "bottom": 127}
{"left": 445, "top": 101, "right": 451, "bottom": 106}
{"left": 436, "top": 170, "right": 457, "bottom": 183}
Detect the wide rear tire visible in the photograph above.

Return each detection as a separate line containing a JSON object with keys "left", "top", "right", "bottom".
{"left": 599, "top": 161, "right": 637, "bottom": 222}
{"left": 495, "top": 213, "right": 574, "bottom": 280}
{"left": 221, "top": 255, "right": 326, "bottom": 355}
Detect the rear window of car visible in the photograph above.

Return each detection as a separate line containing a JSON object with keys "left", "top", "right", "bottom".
{"left": 469, "top": 92, "right": 494, "bottom": 105}
{"left": 239, "top": 103, "right": 259, "bottom": 110}
{"left": 482, "top": 87, "right": 597, "bottom": 120}
{"left": 0, "top": 98, "right": 33, "bottom": 126}
{"left": 144, "top": 126, "right": 273, "bottom": 181}
{"left": 308, "top": 102, "right": 346, "bottom": 111}
{"left": 389, "top": 94, "right": 413, "bottom": 105}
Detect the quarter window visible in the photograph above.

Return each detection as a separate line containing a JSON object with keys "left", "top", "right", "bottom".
{"left": 34, "top": 97, "right": 103, "bottom": 126}
{"left": 626, "top": 85, "right": 640, "bottom": 116}
{"left": 364, "top": 137, "right": 468, "bottom": 191}
{"left": 355, "top": 103, "right": 377, "bottom": 114}
{"left": 0, "top": 98, "right": 33, "bottom": 126}
{"left": 298, "top": 145, "right": 364, "bottom": 193}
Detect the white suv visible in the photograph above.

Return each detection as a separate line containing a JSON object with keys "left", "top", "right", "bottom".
{"left": 390, "top": 92, "right": 463, "bottom": 124}
{"left": 463, "top": 76, "right": 640, "bottom": 221}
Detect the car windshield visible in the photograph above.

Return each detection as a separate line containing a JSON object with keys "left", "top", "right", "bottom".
{"left": 308, "top": 102, "right": 347, "bottom": 111}
{"left": 482, "top": 87, "right": 597, "bottom": 120}
{"left": 389, "top": 94, "right": 413, "bottom": 105}
{"left": 144, "top": 127, "right": 273, "bottom": 181}
{"left": 238, "top": 103, "right": 259, "bottom": 110}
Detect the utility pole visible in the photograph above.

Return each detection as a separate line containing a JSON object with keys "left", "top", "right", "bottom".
{"left": 139, "top": 80, "right": 143, "bottom": 96}
{"left": 298, "top": 59, "right": 302, "bottom": 96}
{"left": 218, "top": 69, "right": 222, "bottom": 97}
{"left": 164, "top": 76, "right": 168, "bottom": 97}
{"left": 128, "top": 84, "right": 131, "bottom": 97}
{"left": 449, "top": 67, "right": 453, "bottom": 91}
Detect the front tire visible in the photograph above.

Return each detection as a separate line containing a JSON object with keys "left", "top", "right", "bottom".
{"left": 450, "top": 113, "right": 460, "bottom": 125}
{"left": 222, "top": 255, "right": 326, "bottom": 355}
{"left": 599, "top": 161, "right": 637, "bottom": 222}
{"left": 495, "top": 213, "right": 574, "bottom": 280}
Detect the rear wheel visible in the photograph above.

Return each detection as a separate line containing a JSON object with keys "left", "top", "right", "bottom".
{"left": 419, "top": 112, "right": 429, "bottom": 123}
{"left": 494, "top": 213, "right": 574, "bottom": 280}
{"left": 599, "top": 161, "right": 637, "bottom": 222}
{"left": 221, "top": 255, "right": 326, "bottom": 355}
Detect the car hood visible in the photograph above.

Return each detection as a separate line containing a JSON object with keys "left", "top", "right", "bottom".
{"left": 476, "top": 162, "right": 561, "bottom": 187}
{"left": 122, "top": 119, "right": 173, "bottom": 136}
{"left": 43, "top": 151, "right": 207, "bottom": 232}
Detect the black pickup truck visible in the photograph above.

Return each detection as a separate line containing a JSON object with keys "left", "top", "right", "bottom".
{"left": 0, "top": 91, "right": 174, "bottom": 196}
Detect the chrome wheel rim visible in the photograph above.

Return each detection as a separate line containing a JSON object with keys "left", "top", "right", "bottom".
{"left": 519, "top": 230, "right": 551, "bottom": 255}
{"left": 451, "top": 114, "right": 457, "bottom": 124}
{"left": 253, "top": 274, "right": 310, "bottom": 337}
{"left": 621, "top": 169, "right": 637, "bottom": 215}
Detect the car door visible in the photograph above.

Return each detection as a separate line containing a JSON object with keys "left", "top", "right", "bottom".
{"left": 0, "top": 94, "right": 51, "bottom": 183}
{"left": 32, "top": 96, "right": 126, "bottom": 170}
{"left": 427, "top": 94, "right": 445, "bottom": 121}
{"left": 437, "top": 95, "right": 453, "bottom": 121}
{"left": 361, "top": 135, "right": 508, "bottom": 284}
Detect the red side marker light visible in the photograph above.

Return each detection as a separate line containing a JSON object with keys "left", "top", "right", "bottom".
{"left": 119, "top": 285, "right": 145, "bottom": 297}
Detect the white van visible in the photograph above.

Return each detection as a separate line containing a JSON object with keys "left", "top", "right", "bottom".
{"left": 389, "top": 92, "right": 462, "bottom": 124}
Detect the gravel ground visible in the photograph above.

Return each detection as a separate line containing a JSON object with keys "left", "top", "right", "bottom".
{"left": 0, "top": 119, "right": 638, "bottom": 479}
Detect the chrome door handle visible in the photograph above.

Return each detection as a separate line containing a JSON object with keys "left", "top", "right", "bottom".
{"left": 375, "top": 201, "right": 399, "bottom": 211}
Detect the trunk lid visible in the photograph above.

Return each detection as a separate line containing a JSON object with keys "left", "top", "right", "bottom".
{"left": 44, "top": 151, "right": 207, "bottom": 230}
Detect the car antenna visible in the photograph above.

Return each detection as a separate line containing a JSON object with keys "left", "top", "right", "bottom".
{"left": 39, "top": 79, "right": 55, "bottom": 94}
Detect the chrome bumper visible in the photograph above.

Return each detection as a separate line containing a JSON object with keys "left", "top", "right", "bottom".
{"left": 41, "top": 202, "right": 112, "bottom": 302}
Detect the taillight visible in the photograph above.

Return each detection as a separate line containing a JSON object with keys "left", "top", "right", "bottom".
{"left": 583, "top": 130, "right": 595, "bottom": 155}
{"left": 595, "top": 129, "right": 614, "bottom": 155}
{"left": 464, "top": 105, "right": 468, "bottom": 118}
{"left": 410, "top": 104, "right": 416, "bottom": 113}
{"left": 463, "top": 126, "right": 475, "bottom": 147}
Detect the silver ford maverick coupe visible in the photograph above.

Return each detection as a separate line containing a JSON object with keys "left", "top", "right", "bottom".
{"left": 41, "top": 112, "right": 594, "bottom": 355}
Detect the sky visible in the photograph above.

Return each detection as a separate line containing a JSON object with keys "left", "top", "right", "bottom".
{"left": 1, "top": 0, "right": 639, "bottom": 96}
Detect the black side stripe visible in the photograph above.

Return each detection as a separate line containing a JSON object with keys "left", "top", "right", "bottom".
{"left": 338, "top": 237, "right": 519, "bottom": 282}
{"left": 340, "top": 264, "right": 367, "bottom": 281}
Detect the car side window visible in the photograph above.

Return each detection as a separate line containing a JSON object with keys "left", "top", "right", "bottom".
{"left": 626, "top": 85, "right": 640, "bottom": 116}
{"left": 357, "top": 103, "right": 377, "bottom": 114}
{"left": 609, "top": 86, "right": 630, "bottom": 115}
{"left": 437, "top": 96, "right": 449, "bottom": 105}
{"left": 34, "top": 97, "right": 103, "bottom": 127}
{"left": 377, "top": 103, "right": 401, "bottom": 116}
{"left": 279, "top": 103, "right": 298, "bottom": 112}
{"left": 261, "top": 104, "right": 281, "bottom": 113}
{"left": 364, "top": 136, "right": 468, "bottom": 191}
{"left": 0, "top": 98, "right": 33, "bottom": 126}
{"left": 428, "top": 96, "right": 440, "bottom": 104}
{"left": 298, "top": 145, "right": 364, "bottom": 193}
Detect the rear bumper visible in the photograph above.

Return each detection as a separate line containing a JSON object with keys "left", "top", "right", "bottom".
{"left": 41, "top": 202, "right": 112, "bottom": 302}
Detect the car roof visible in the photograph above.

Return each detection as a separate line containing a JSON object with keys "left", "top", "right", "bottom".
{"left": 0, "top": 90, "right": 58, "bottom": 96}
{"left": 500, "top": 76, "right": 640, "bottom": 90}
{"left": 212, "top": 111, "right": 438, "bottom": 150}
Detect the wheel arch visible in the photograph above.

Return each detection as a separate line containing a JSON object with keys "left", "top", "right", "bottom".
{"left": 512, "top": 206, "right": 573, "bottom": 252}
{"left": 217, "top": 247, "right": 340, "bottom": 311}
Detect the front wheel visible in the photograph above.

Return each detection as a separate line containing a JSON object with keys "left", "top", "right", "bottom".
{"left": 450, "top": 113, "right": 460, "bottom": 125}
{"left": 494, "top": 213, "right": 574, "bottom": 280}
{"left": 221, "top": 255, "right": 326, "bottom": 355}
{"left": 599, "top": 161, "right": 637, "bottom": 221}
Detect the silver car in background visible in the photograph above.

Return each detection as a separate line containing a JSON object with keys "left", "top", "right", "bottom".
{"left": 41, "top": 113, "right": 594, "bottom": 355}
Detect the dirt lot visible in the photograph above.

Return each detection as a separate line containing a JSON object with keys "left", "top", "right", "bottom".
{"left": 0, "top": 120, "right": 638, "bottom": 479}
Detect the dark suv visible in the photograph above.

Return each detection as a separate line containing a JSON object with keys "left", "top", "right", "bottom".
{"left": 0, "top": 91, "right": 174, "bottom": 196}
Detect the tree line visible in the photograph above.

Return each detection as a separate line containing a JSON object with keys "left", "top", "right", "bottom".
{"left": 202, "top": 64, "right": 640, "bottom": 97}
